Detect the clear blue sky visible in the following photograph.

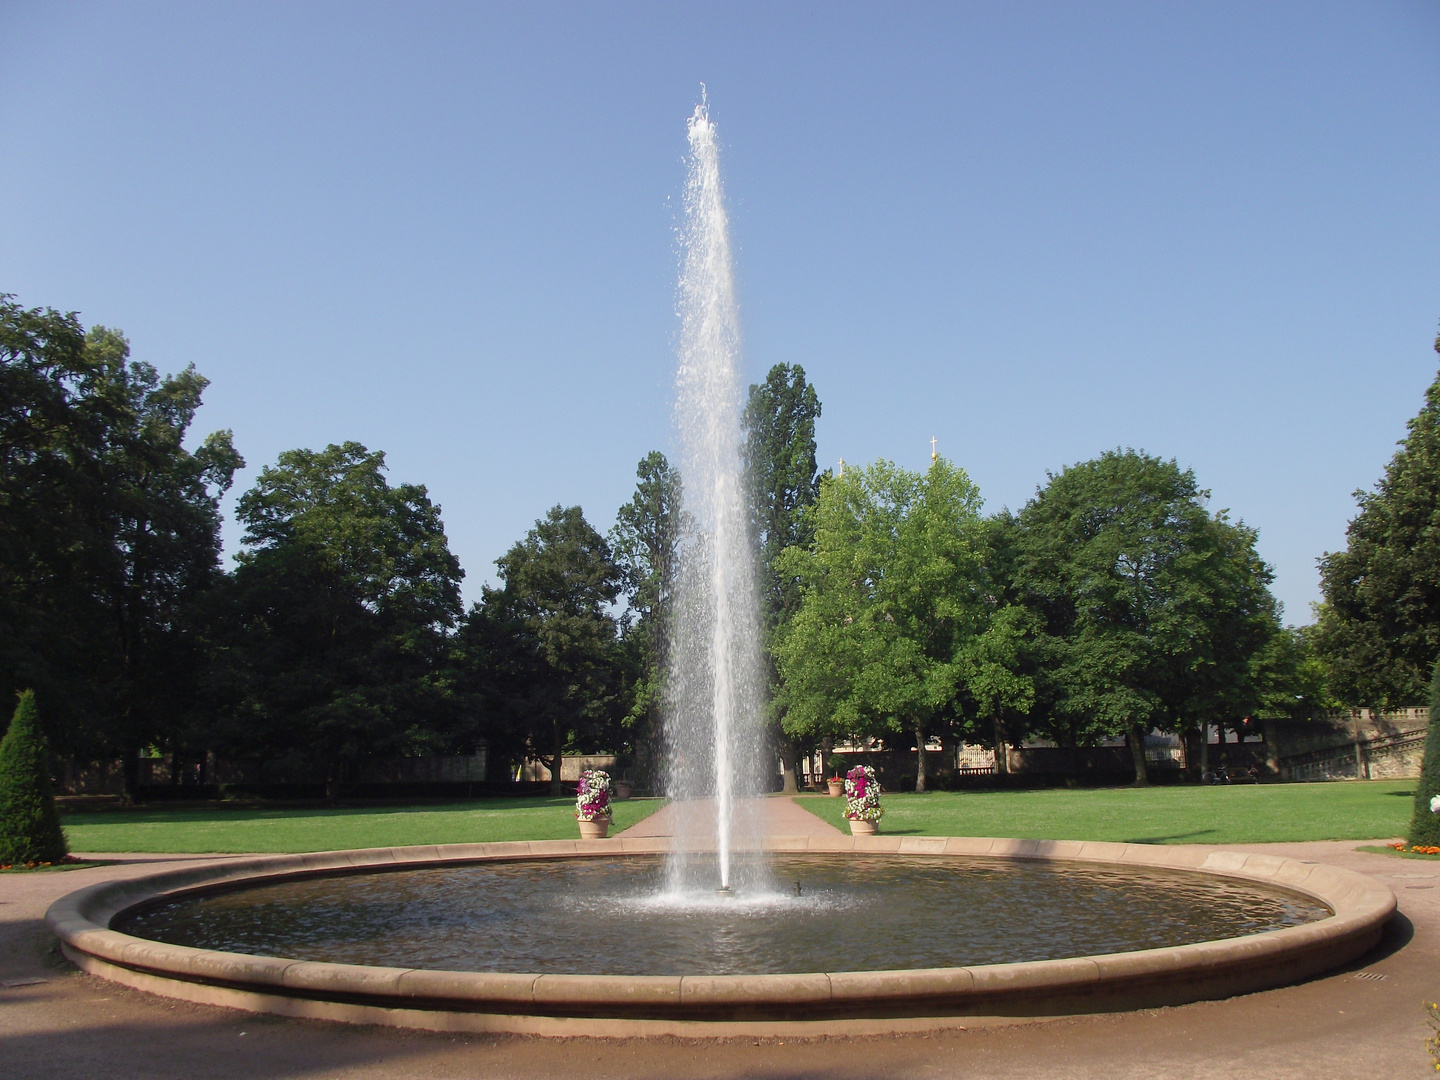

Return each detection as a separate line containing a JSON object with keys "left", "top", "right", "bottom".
{"left": 3, "top": 2, "right": 1437, "bottom": 621}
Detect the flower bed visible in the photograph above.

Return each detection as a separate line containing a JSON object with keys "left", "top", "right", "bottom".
{"left": 1389, "top": 842, "right": 1440, "bottom": 855}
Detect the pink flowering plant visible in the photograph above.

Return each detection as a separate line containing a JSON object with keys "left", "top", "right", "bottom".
{"left": 844, "top": 764, "right": 882, "bottom": 822}
{"left": 574, "top": 769, "right": 613, "bottom": 822}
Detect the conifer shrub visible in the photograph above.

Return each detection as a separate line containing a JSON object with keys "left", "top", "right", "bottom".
{"left": 1408, "top": 658, "right": 1440, "bottom": 849}
{"left": 0, "top": 690, "right": 69, "bottom": 866}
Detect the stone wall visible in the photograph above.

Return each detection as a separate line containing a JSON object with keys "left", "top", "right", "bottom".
{"left": 517, "top": 753, "right": 619, "bottom": 784}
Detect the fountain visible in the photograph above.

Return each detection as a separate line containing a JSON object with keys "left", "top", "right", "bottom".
{"left": 42, "top": 97, "right": 1395, "bottom": 1037}
{"left": 663, "top": 93, "right": 769, "bottom": 898}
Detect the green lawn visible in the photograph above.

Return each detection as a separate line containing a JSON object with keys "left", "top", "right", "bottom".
{"left": 61, "top": 797, "right": 664, "bottom": 854}
{"left": 795, "top": 781, "right": 1416, "bottom": 845}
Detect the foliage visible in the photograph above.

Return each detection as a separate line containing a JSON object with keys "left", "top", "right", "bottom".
{"left": 1318, "top": 345, "right": 1440, "bottom": 707}
{"left": 843, "top": 763, "right": 882, "bottom": 821}
{"left": 217, "top": 443, "right": 462, "bottom": 794}
{"left": 1425, "top": 1000, "right": 1440, "bottom": 1072}
{"left": 0, "top": 691, "right": 68, "bottom": 865}
{"left": 774, "top": 458, "right": 990, "bottom": 783}
{"left": 743, "top": 364, "right": 823, "bottom": 629}
{"left": 742, "top": 364, "right": 823, "bottom": 792}
{"left": 574, "top": 769, "right": 613, "bottom": 821}
{"left": 608, "top": 452, "right": 683, "bottom": 776}
{"left": 0, "top": 299, "right": 241, "bottom": 779}
{"left": 1409, "top": 657, "right": 1440, "bottom": 847}
{"left": 1009, "top": 450, "right": 1281, "bottom": 783}
{"left": 480, "top": 505, "right": 624, "bottom": 794}
{"left": 794, "top": 780, "right": 1416, "bottom": 845}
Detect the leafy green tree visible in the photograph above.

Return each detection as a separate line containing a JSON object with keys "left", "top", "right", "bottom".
{"left": 742, "top": 363, "right": 822, "bottom": 792}
{"left": 1011, "top": 450, "right": 1280, "bottom": 784}
{"left": 0, "top": 298, "right": 240, "bottom": 789}
{"left": 1317, "top": 342, "right": 1440, "bottom": 707}
{"left": 774, "top": 458, "right": 989, "bottom": 791}
{"left": 221, "top": 443, "right": 461, "bottom": 799}
{"left": 957, "top": 603, "right": 1037, "bottom": 775}
{"left": 1409, "top": 657, "right": 1440, "bottom": 848}
{"left": 0, "top": 690, "right": 68, "bottom": 865}
{"left": 608, "top": 452, "right": 683, "bottom": 784}
{"left": 482, "top": 505, "right": 624, "bottom": 795}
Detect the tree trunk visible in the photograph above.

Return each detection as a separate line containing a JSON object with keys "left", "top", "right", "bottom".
{"left": 551, "top": 719, "right": 565, "bottom": 797}
{"left": 325, "top": 756, "right": 341, "bottom": 805}
{"left": 1129, "top": 724, "right": 1150, "bottom": 786}
{"left": 1200, "top": 724, "right": 1210, "bottom": 778}
{"left": 915, "top": 725, "right": 928, "bottom": 793}
{"left": 1262, "top": 719, "right": 1280, "bottom": 778}
{"left": 821, "top": 736, "right": 833, "bottom": 779}
{"left": 121, "top": 749, "right": 141, "bottom": 806}
{"left": 778, "top": 735, "right": 799, "bottom": 795}
{"left": 993, "top": 717, "right": 1008, "bottom": 776}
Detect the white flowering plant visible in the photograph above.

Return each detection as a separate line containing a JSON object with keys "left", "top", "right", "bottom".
{"left": 574, "top": 770, "right": 613, "bottom": 822}
{"left": 844, "top": 764, "right": 883, "bottom": 822}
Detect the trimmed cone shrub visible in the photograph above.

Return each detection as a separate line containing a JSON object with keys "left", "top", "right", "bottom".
{"left": 0, "top": 690, "right": 69, "bottom": 865}
{"left": 1409, "top": 658, "right": 1440, "bottom": 848}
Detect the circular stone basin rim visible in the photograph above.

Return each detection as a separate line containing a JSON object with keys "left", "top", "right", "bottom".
{"left": 46, "top": 836, "right": 1396, "bottom": 1036}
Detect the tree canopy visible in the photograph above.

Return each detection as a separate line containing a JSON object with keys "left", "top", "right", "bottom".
{"left": 608, "top": 452, "right": 683, "bottom": 781}
{"left": 0, "top": 297, "right": 240, "bottom": 786}
{"left": 742, "top": 363, "right": 822, "bottom": 791}
{"left": 481, "top": 505, "right": 624, "bottom": 794}
{"left": 217, "top": 443, "right": 462, "bottom": 797}
{"left": 1317, "top": 348, "right": 1440, "bottom": 707}
{"left": 774, "top": 458, "right": 990, "bottom": 789}
{"left": 1010, "top": 449, "right": 1280, "bottom": 783}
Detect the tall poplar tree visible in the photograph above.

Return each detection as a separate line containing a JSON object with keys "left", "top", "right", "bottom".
{"left": 742, "top": 364, "right": 821, "bottom": 792}
{"left": 609, "top": 452, "right": 683, "bottom": 782}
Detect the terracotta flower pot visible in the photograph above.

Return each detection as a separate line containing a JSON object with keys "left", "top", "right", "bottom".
{"left": 614, "top": 782, "right": 633, "bottom": 801}
{"left": 827, "top": 780, "right": 844, "bottom": 797}
{"left": 577, "top": 817, "right": 611, "bottom": 839}
{"left": 848, "top": 818, "right": 878, "bottom": 836}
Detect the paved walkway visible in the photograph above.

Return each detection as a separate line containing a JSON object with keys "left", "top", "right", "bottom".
{"left": 1, "top": 805, "right": 1436, "bottom": 1078}
{"left": 615, "top": 792, "right": 846, "bottom": 839}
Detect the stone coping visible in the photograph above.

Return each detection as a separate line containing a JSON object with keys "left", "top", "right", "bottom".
{"left": 45, "top": 836, "right": 1396, "bottom": 1037}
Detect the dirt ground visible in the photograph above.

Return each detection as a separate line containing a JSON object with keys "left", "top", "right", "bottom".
{"left": 2, "top": 838, "right": 1435, "bottom": 1080}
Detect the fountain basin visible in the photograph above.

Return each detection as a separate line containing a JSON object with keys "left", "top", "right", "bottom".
{"left": 46, "top": 835, "right": 1395, "bottom": 1037}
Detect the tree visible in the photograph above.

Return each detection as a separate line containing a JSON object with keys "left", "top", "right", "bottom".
{"left": 0, "top": 297, "right": 241, "bottom": 789}
{"left": 774, "top": 458, "right": 989, "bottom": 791}
{"left": 483, "top": 505, "right": 624, "bottom": 795}
{"left": 742, "top": 363, "right": 822, "bottom": 792}
{"left": 0, "top": 690, "right": 68, "bottom": 865}
{"left": 1317, "top": 340, "right": 1440, "bottom": 707}
{"left": 608, "top": 452, "right": 683, "bottom": 784}
{"left": 1408, "top": 657, "right": 1440, "bottom": 848}
{"left": 1011, "top": 450, "right": 1280, "bottom": 785}
{"left": 957, "top": 603, "right": 1037, "bottom": 776}
{"left": 221, "top": 443, "right": 462, "bottom": 799}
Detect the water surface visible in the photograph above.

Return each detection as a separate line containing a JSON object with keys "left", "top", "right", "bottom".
{"left": 120, "top": 854, "right": 1331, "bottom": 976}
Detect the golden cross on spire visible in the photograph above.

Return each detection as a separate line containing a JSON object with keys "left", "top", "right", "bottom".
{"left": 930, "top": 436, "right": 938, "bottom": 462}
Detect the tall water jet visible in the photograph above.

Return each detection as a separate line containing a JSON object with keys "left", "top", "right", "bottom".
{"left": 662, "top": 94, "right": 769, "bottom": 895}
